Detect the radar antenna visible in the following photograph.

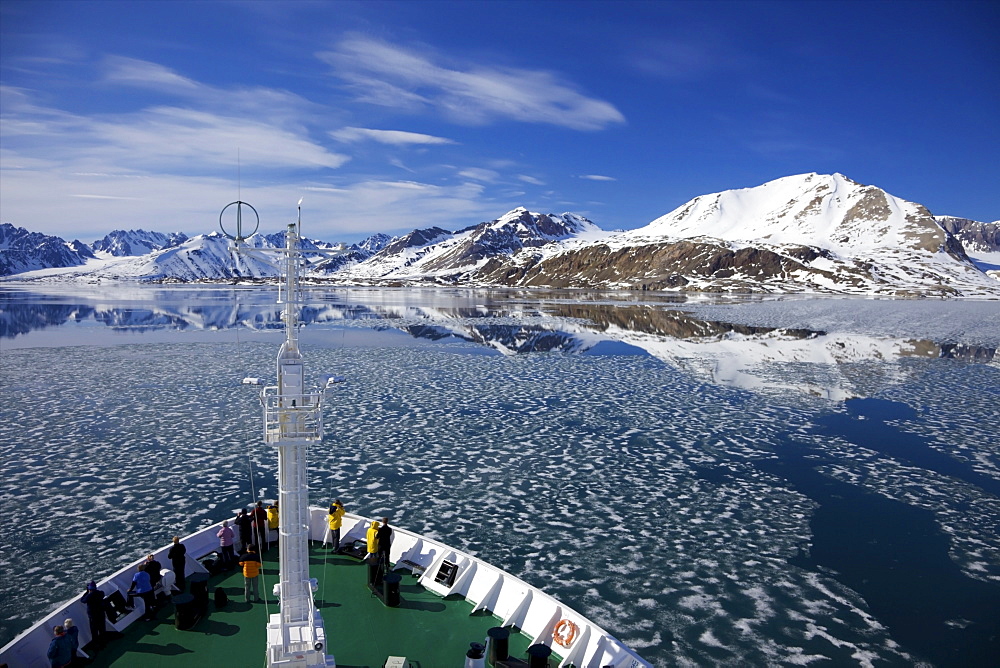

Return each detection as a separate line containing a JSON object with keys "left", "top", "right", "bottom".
{"left": 219, "top": 200, "right": 260, "bottom": 243}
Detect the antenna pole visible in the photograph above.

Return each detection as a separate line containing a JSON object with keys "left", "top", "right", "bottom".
{"left": 221, "top": 199, "right": 330, "bottom": 667}
{"left": 262, "top": 205, "right": 329, "bottom": 668}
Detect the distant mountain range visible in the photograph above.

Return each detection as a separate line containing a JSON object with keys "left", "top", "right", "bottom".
{"left": 2, "top": 173, "right": 998, "bottom": 296}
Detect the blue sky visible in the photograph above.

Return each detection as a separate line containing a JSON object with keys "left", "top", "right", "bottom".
{"left": 2, "top": 0, "right": 998, "bottom": 244}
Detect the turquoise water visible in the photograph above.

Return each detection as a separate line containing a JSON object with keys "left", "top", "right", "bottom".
{"left": 1, "top": 287, "right": 999, "bottom": 666}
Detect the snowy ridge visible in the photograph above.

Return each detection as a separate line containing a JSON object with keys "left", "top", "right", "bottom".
{"left": 92, "top": 229, "right": 189, "bottom": 257}
{"left": 3, "top": 175, "right": 997, "bottom": 296}
{"left": 342, "top": 207, "right": 600, "bottom": 280}
{"left": 627, "top": 173, "right": 948, "bottom": 254}
{"left": 0, "top": 223, "right": 93, "bottom": 275}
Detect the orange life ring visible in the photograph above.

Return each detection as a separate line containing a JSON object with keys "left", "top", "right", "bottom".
{"left": 553, "top": 619, "right": 578, "bottom": 648}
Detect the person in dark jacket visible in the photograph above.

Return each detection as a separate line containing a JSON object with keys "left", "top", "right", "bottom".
{"left": 81, "top": 580, "right": 107, "bottom": 648}
{"left": 144, "top": 554, "right": 163, "bottom": 593}
{"left": 235, "top": 508, "right": 252, "bottom": 551}
{"left": 167, "top": 536, "right": 187, "bottom": 591}
{"left": 63, "top": 618, "right": 79, "bottom": 659}
{"left": 376, "top": 517, "right": 392, "bottom": 569}
{"left": 46, "top": 625, "right": 73, "bottom": 668}
{"left": 252, "top": 501, "right": 268, "bottom": 551}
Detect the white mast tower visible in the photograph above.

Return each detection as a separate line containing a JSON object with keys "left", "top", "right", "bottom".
{"left": 221, "top": 200, "right": 334, "bottom": 668}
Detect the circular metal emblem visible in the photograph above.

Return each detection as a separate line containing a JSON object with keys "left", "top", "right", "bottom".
{"left": 219, "top": 200, "right": 260, "bottom": 241}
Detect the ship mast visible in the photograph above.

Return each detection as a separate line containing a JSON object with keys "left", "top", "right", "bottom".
{"left": 221, "top": 200, "right": 331, "bottom": 668}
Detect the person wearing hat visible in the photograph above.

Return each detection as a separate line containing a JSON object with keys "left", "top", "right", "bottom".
{"left": 81, "top": 580, "right": 107, "bottom": 648}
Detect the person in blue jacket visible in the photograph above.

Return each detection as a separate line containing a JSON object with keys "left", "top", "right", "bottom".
{"left": 63, "top": 618, "right": 79, "bottom": 657}
{"left": 126, "top": 563, "right": 156, "bottom": 621}
{"left": 46, "top": 624, "right": 73, "bottom": 668}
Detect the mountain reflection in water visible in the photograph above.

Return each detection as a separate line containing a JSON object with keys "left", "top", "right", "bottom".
{"left": 2, "top": 287, "right": 994, "bottom": 401}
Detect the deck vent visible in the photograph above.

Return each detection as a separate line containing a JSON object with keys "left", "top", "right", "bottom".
{"left": 434, "top": 560, "right": 459, "bottom": 586}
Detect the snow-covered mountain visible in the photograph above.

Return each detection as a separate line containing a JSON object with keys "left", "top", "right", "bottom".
{"left": 345, "top": 208, "right": 601, "bottom": 280}
{"left": 0, "top": 223, "right": 94, "bottom": 275}
{"left": 3, "top": 174, "right": 997, "bottom": 296}
{"left": 92, "top": 229, "right": 189, "bottom": 256}
{"left": 356, "top": 233, "right": 394, "bottom": 255}
{"left": 634, "top": 173, "right": 955, "bottom": 253}
{"left": 474, "top": 174, "right": 996, "bottom": 296}
{"left": 936, "top": 216, "right": 1000, "bottom": 254}
{"left": 936, "top": 215, "right": 1000, "bottom": 279}
{"left": 81, "top": 231, "right": 357, "bottom": 281}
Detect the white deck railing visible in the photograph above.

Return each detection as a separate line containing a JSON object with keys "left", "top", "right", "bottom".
{"left": 1, "top": 509, "right": 649, "bottom": 668}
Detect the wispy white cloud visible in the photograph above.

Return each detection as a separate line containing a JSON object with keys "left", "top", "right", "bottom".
{"left": 1, "top": 49, "right": 600, "bottom": 242}
{"left": 2, "top": 100, "right": 349, "bottom": 173}
{"left": 2, "top": 161, "right": 498, "bottom": 242}
{"left": 1, "top": 73, "right": 351, "bottom": 239}
{"left": 294, "top": 178, "right": 493, "bottom": 237}
{"left": 330, "top": 126, "right": 455, "bottom": 145}
{"left": 319, "top": 36, "right": 625, "bottom": 131}
{"left": 579, "top": 174, "right": 616, "bottom": 182}
{"left": 1, "top": 80, "right": 495, "bottom": 241}
{"left": 518, "top": 175, "right": 546, "bottom": 186}
{"left": 629, "top": 34, "right": 744, "bottom": 81}
{"left": 71, "top": 194, "right": 140, "bottom": 200}
{"left": 1, "top": 71, "right": 350, "bottom": 176}
{"left": 458, "top": 167, "right": 500, "bottom": 182}
{"left": 102, "top": 55, "right": 202, "bottom": 93}
{"left": 100, "top": 56, "right": 325, "bottom": 128}
{"left": 388, "top": 157, "right": 416, "bottom": 173}
{"left": 89, "top": 107, "right": 350, "bottom": 170}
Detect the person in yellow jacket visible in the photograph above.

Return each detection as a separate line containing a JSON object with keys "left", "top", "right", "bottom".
{"left": 327, "top": 500, "right": 345, "bottom": 551}
{"left": 365, "top": 520, "right": 380, "bottom": 561}
{"left": 239, "top": 545, "right": 262, "bottom": 603}
{"left": 266, "top": 502, "right": 279, "bottom": 548}
{"left": 267, "top": 501, "right": 278, "bottom": 547}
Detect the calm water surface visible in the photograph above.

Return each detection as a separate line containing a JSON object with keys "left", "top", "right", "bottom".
{"left": 1, "top": 286, "right": 999, "bottom": 667}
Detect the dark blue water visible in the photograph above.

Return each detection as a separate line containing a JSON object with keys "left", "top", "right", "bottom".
{"left": 759, "top": 398, "right": 1000, "bottom": 667}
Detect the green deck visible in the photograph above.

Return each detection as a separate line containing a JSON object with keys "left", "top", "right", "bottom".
{"left": 83, "top": 542, "right": 536, "bottom": 667}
